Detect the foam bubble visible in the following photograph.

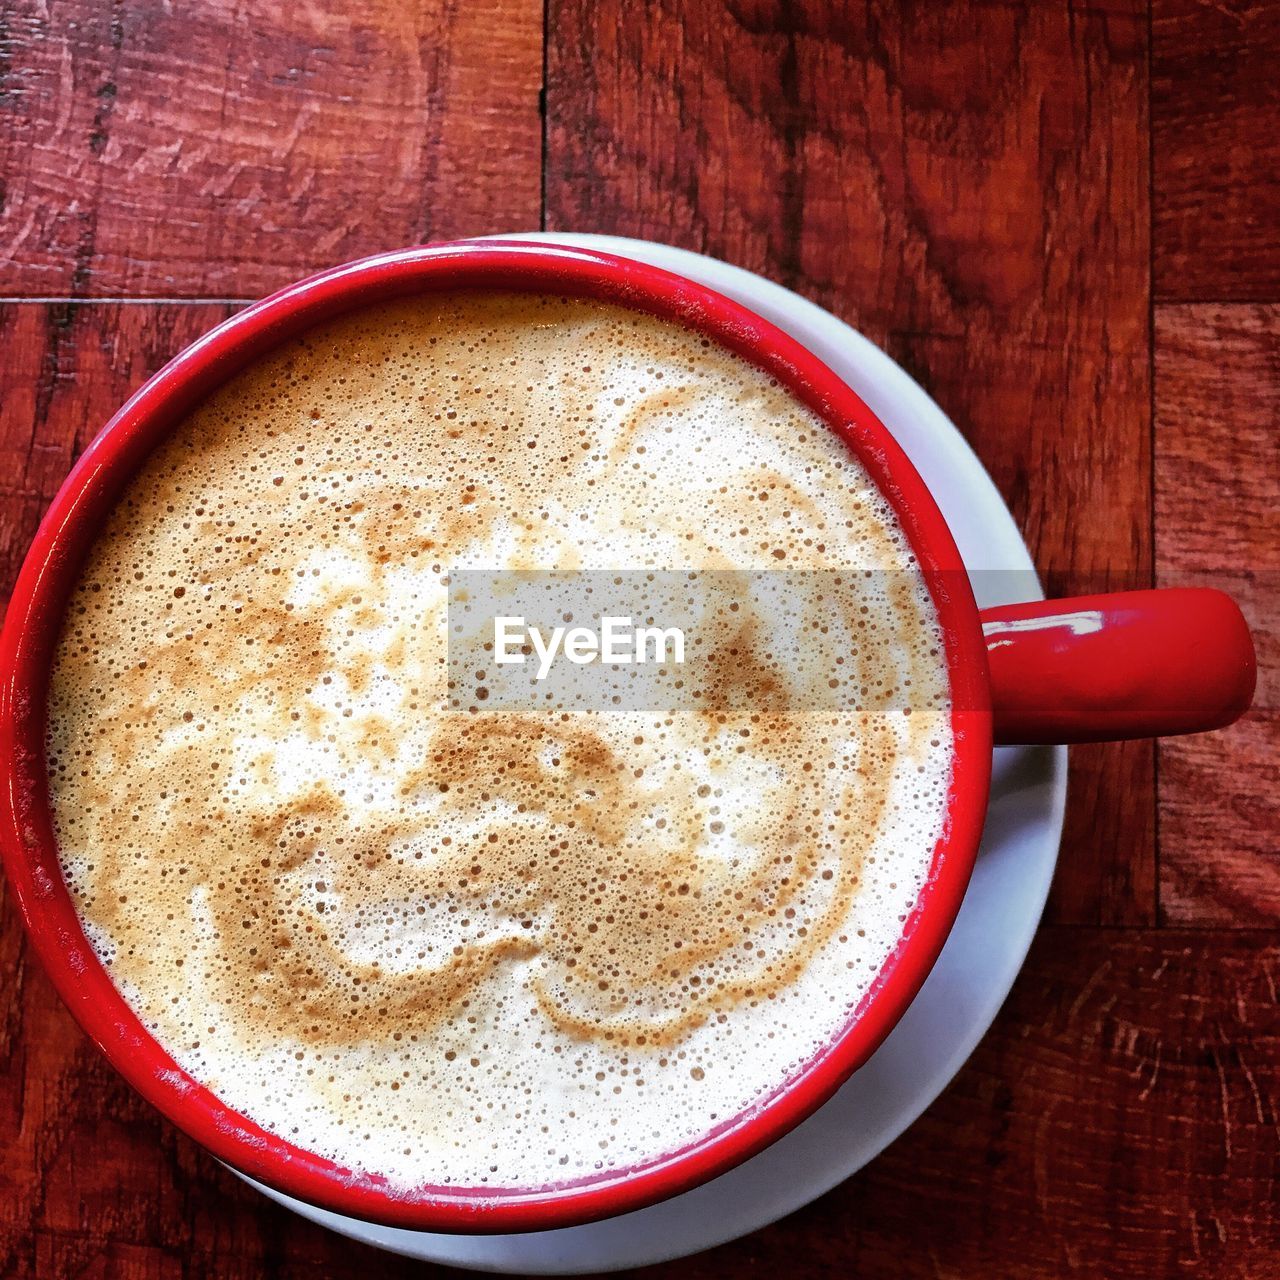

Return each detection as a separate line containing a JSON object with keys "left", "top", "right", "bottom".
{"left": 46, "top": 293, "right": 952, "bottom": 1189}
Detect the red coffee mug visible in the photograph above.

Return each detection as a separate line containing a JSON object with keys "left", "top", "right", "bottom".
{"left": 0, "top": 242, "right": 1256, "bottom": 1233}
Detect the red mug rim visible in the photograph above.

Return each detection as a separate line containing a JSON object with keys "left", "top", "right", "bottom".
{"left": 0, "top": 241, "right": 992, "bottom": 1233}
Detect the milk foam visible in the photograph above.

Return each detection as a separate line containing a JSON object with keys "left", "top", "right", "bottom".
{"left": 46, "top": 293, "right": 953, "bottom": 1189}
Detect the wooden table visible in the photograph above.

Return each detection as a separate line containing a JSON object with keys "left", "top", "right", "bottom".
{"left": 1, "top": 2, "right": 1275, "bottom": 1275}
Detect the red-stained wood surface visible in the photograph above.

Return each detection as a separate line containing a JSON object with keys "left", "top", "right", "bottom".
{"left": 1, "top": 1, "right": 1276, "bottom": 1277}
{"left": 1155, "top": 304, "right": 1280, "bottom": 926}
{"left": 0, "top": 0, "right": 542, "bottom": 298}
{"left": 1153, "top": 0, "right": 1280, "bottom": 302}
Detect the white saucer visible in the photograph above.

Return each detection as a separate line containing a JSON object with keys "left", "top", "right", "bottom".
{"left": 242, "top": 235, "right": 1068, "bottom": 1273}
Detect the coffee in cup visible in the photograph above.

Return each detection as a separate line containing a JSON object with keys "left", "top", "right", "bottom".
{"left": 45, "top": 291, "right": 952, "bottom": 1188}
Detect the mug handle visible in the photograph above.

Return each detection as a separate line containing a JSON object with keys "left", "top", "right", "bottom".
{"left": 981, "top": 588, "right": 1256, "bottom": 745}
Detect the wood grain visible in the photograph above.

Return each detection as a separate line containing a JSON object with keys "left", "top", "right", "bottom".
{"left": 546, "top": 0, "right": 1155, "bottom": 925}
{"left": 0, "top": 1, "right": 1277, "bottom": 1276}
{"left": 1153, "top": 0, "right": 1280, "bottom": 302}
{"left": 0, "top": 0, "right": 542, "bottom": 298}
{"left": 1155, "top": 304, "right": 1280, "bottom": 925}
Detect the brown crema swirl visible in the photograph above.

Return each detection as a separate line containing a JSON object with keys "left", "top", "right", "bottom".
{"left": 46, "top": 292, "right": 951, "bottom": 1187}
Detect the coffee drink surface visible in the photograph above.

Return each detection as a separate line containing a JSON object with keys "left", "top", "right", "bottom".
{"left": 46, "top": 293, "right": 953, "bottom": 1189}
